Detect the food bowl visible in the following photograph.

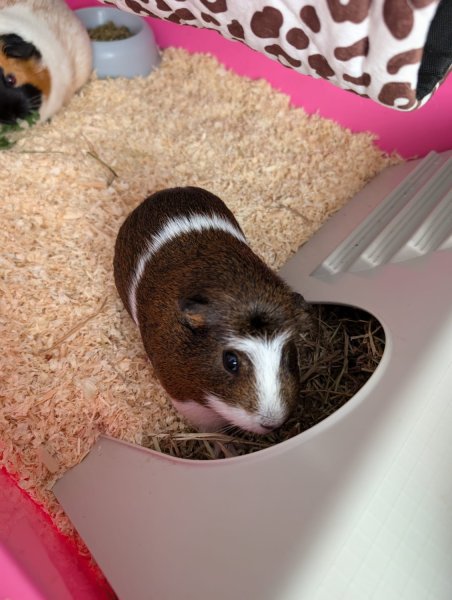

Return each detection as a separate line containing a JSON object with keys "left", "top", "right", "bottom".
{"left": 76, "top": 6, "right": 161, "bottom": 79}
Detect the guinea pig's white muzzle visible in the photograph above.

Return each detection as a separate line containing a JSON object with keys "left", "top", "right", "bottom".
{"left": 213, "top": 332, "right": 293, "bottom": 433}
{"left": 206, "top": 394, "right": 288, "bottom": 434}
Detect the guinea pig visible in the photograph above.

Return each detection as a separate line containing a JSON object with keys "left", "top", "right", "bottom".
{"left": 114, "top": 187, "right": 314, "bottom": 434}
{"left": 0, "top": 0, "right": 92, "bottom": 125}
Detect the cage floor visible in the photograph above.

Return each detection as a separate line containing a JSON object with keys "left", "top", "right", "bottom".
{"left": 0, "top": 48, "right": 393, "bottom": 534}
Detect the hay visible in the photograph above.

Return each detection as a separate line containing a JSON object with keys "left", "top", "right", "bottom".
{"left": 0, "top": 48, "right": 395, "bottom": 535}
{"left": 141, "top": 305, "right": 386, "bottom": 459}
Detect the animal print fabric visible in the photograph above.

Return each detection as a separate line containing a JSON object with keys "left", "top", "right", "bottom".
{"left": 99, "top": 0, "right": 443, "bottom": 111}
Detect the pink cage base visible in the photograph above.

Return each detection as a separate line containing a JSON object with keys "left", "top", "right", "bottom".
{"left": 0, "top": 469, "right": 115, "bottom": 599}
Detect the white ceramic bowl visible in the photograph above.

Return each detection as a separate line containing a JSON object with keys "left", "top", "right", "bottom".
{"left": 76, "top": 7, "right": 161, "bottom": 79}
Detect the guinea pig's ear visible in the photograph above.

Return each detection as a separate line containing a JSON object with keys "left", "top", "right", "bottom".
{"left": 179, "top": 294, "right": 212, "bottom": 332}
{"left": 293, "top": 291, "right": 310, "bottom": 310}
{"left": 1, "top": 34, "right": 41, "bottom": 59}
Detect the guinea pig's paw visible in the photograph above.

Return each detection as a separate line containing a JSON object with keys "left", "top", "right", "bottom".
{"left": 170, "top": 398, "right": 228, "bottom": 432}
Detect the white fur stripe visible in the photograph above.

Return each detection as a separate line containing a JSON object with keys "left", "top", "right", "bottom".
{"left": 228, "top": 333, "right": 290, "bottom": 423}
{"left": 204, "top": 332, "right": 291, "bottom": 433}
{"left": 128, "top": 213, "right": 247, "bottom": 325}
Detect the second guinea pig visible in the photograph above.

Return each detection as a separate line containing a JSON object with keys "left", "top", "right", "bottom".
{"left": 113, "top": 186, "right": 314, "bottom": 434}
{"left": 0, "top": 0, "right": 92, "bottom": 125}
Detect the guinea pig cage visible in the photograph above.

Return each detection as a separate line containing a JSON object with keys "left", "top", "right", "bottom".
{"left": 1, "top": 1, "right": 452, "bottom": 599}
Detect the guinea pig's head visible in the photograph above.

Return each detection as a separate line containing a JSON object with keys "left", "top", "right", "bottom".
{"left": 0, "top": 34, "right": 49, "bottom": 124}
{"left": 164, "top": 279, "right": 313, "bottom": 435}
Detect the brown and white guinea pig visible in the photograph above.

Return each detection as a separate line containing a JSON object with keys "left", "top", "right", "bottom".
{"left": 0, "top": 0, "right": 92, "bottom": 125}
{"left": 114, "top": 186, "right": 314, "bottom": 434}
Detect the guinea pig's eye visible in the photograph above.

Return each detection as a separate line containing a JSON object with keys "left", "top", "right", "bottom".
{"left": 223, "top": 351, "right": 240, "bottom": 374}
{"left": 5, "top": 73, "right": 17, "bottom": 87}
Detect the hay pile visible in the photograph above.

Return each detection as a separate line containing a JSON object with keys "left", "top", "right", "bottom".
{"left": 142, "top": 304, "right": 386, "bottom": 459}
{"left": 0, "top": 48, "right": 393, "bottom": 533}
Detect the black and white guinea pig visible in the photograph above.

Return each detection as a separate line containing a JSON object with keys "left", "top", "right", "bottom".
{"left": 0, "top": 0, "right": 92, "bottom": 125}
{"left": 114, "top": 186, "right": 314, "bottom": 434}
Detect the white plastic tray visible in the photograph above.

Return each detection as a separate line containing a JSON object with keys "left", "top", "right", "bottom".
{"left": 54, "top": 151, "right": 452, "bottom": 600}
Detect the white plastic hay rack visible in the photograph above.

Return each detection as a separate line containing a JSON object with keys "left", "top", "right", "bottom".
{"left": 54, "top": 151, "right": 452, "bottom": 600}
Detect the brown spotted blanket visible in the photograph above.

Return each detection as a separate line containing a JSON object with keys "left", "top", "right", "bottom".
{"left": 99, "top": 0, "right": 451, "bottom": 111}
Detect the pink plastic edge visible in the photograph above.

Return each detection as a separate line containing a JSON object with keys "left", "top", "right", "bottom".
{"left": 0, "top": 468, "right": 114, "bottom": 599}
{"left": 0, "top": 543, "right": 47, "bottom": 600}
{"left": 69, "top": 0, "right": 452, "bottom": 158}
{"left": 1, "top": 1, "right": 451, "bottom": 597}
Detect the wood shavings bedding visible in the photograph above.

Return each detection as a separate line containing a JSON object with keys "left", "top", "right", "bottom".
{"left": 0, "top": 47, "right": 395, "bottom": 535}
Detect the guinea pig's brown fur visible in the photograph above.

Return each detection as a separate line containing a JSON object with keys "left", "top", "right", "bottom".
{"left": 114, "top": 187, "right": 314, "bottom": 434}
{"left": 0, "top": 45, "right": 50, "bottom": 95}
